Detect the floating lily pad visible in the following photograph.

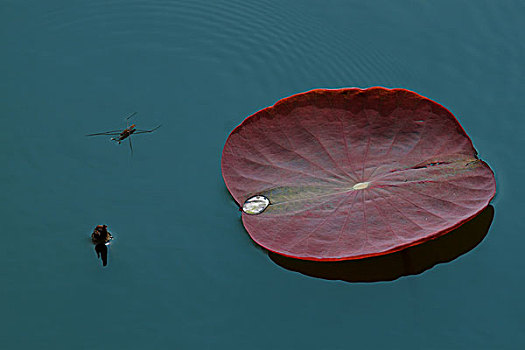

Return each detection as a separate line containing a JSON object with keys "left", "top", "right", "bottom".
{"left": 222, "top": 88, "right": 496, "bottom": 261}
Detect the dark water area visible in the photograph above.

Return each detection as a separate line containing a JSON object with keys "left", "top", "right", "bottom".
{"left": 2, "top": 1, "right": 524, "bottom": 349}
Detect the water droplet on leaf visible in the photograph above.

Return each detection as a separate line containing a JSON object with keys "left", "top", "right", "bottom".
{"left": 242, "top": 195, "right": 270, "bottom": 215}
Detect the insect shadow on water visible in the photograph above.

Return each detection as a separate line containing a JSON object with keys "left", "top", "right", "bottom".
{"left": 95, "top": 243, "right": 109, "bottom": 267}
{"left": 86, "top": 112, "right": 162, "bottom": 155}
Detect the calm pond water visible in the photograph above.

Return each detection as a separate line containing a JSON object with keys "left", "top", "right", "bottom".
{"left": 2, "top": 1, "right": 524, "bottom": 349}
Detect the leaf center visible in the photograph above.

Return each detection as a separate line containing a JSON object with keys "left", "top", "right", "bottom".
{"left": 352, "top": 182, "right": 370, "bottom": 190}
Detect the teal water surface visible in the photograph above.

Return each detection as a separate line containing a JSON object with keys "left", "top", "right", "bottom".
{"left": 2, "top": 1, "right": 524, "bottom": 349}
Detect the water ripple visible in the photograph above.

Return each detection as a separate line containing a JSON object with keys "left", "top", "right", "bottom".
{"left": 42, "top": 0, "right": 405, "bottom": 91}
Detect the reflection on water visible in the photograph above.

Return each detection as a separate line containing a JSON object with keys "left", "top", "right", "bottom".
{"left": 269, "top": 205, "right": 494, "bottom": 282}
{"left": 94, "top": 243, "right": 109, "bottom": 266}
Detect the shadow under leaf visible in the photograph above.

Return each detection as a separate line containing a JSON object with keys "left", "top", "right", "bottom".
{"left": 268, "top": 205, "right": 494, "bottom": 282}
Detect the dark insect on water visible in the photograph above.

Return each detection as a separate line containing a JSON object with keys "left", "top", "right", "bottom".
{"left": 86, "top": 112, "right": 162, "bottom": 155}
{"left": 91, "top": 225, "right": 113, "bottom": 267}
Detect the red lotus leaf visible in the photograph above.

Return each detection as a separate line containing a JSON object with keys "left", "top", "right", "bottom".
{"left": 221, "top": 88, "right": 496, "bottom": 261}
